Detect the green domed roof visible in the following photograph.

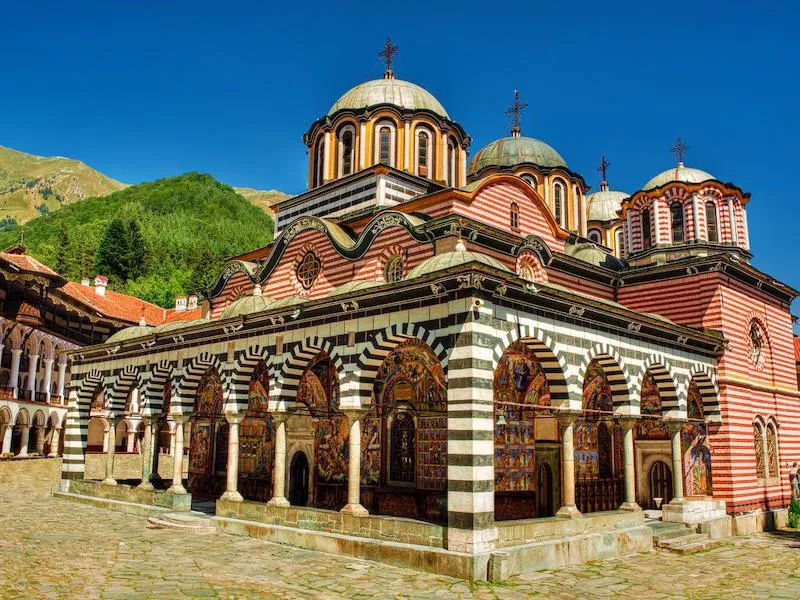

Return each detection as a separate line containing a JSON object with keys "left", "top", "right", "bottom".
{"left": 266, "top": 295, "right": 307, "bottom": 310}
{"left": 328, "top": 78, "right": 448, "bottom": 118}
{"left": 467, "top": 135, "right": 567, "bottom": 175}
{"left": 406, "top": 249, "right": 511, "bottom": 280}
{"left": 106, "top": 326, "right": 153, "bottom": 344}
{"left": 643, "top": 163, "right": 715, "bottom": 191}
{"left": 219, "top": 294, "right": 274, "bottom": 320}
{"left": 326, "top": 280, "right": 383, "bottom": 297}
{"left": 586, "top": 190, "right": 629, "bottom": 222}
{"left": 565, "top": 242, "right": 624, "bottom": 269}
{"left": 152, "top": 319, "right": 208, "bottom": 334}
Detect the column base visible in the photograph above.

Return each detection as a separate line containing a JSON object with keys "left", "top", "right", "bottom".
{"left": 167, "top": 483, "right": 188, "bottom": 495}
{"left": 619, "top": 501, "right": 642, "bottom": 512}
{"left": 101, "top": 478, "right": 118, "bottom": 487}
{"left": 556, "top": 505, "right": 582, "bottom": 519}
{"left": 47, "top": 452, "right": 59, "bottom": 458}
{"left": 221, "top": 490, "right": 244, "bottom": 502}
{"left": 340, "top": 503, "right": 369, "bottom": 517}
{"left": 137, "top": 481, "right": 155, "bottom": 491}
{"left": 267, "top": 496, "right": 290, "bottom": 508}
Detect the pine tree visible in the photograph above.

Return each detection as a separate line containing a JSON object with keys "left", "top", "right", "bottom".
{"left": 188, "top": 249, "right": 218, "bottom": 293}
{"left": 95, "top": 218, "right": 128, "bottom": 282}
{"left": 123, "top": 219, "right": 148, "bottom": 280}
{"left": 54, "top": 223, "right": 72, "bottom": 276}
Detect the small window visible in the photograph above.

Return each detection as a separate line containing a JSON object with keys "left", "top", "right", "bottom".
{"left": 313, "top": 137, "right": 325, "bottom": 187}
{"left": 417, "top": 131, "right": 430, "bottom": 177}
{"left": 390, "top": 412, "right": 415, "bottom": 483}
{"left": 749, "top": 324, "right": 764, "bottom": 369}
{"left": 521, "top": 174, "right": 537, "bottom": 188}
{"left": 671, "top": 202, "right": 684, "bottom": 243}
{"left": 754, "top": 422, "right": 766, "bottom": 478}
{"left": 588, "top": 229, "right": 602, "bottom": 244}
{"left": 296, "top": 252, "right": 321, "bottom": 289}
{"left": 616, "top": 229, "right": 626, "bottom": 258}
{"left": 706, "top": 201, "right": 718, "bottom": 243}
{"left": 338, "top": 127, "right": 354, "bottom": 177}
{"left": 554, "top": 183, "right": 564, "bottom": 226}
{"left": 518, "top": 263, "right": 534, "bottom": 282}
{"left": 766, "top": 423, "right": 779, "bottom": 478}
{"left": 384, "top": 255, "right": 404, "bottom": 283}
{"left": 641, "top": 208, "right": 652, "bottom": 249}
{"left": 447, "top": 138, "right": 457, "bottom": 186}
{"left": 510, "top": 202, "right": 520, "bottom": 230}
{"left": 379, "top": 127, "right": 392, "bottom": 165}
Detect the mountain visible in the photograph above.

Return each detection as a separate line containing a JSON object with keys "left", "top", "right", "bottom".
{"left": 233, "top": 187, "right": 288, "bottom": 217}
{"left": 0, "top": 173, "right": 274, "bottom": 308}
{"left": 0, "top": 145, "right": 126, "bottom": 225}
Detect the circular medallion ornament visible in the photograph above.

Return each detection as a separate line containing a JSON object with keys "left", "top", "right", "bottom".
{"left": 296, "top": 251, "right": 321, "bottom": 290}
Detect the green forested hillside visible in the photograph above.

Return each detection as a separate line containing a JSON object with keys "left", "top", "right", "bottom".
{"left": 0, "top": 173, "right": 274, "bottom": 307}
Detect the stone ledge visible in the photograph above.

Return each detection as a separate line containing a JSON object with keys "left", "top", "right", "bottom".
{"left": 496, "top": 510, "right": 646, "bottom": 547}
{"left": 58, "top": 478, "right": 192, "bottom": 511}
{"left": 54, "top": 491, "right": 174, "bottom": 518}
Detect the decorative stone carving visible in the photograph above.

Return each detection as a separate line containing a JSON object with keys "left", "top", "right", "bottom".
{"left": 568, "top": 305, "right": 585, "bottom": 317}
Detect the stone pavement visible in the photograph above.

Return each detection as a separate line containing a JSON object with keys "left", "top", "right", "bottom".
{"left": 2, "top": 466, "right": 800, "bottom": 599}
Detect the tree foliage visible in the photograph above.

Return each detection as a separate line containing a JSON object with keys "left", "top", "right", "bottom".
{"left": 0, "top": 172, "right": 274, "bottom": 307}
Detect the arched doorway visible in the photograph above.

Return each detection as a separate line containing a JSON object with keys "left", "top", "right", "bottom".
{"left": 87, "top": 417, "right": 105, "bottom": 452}
{"left": 187, "top": 368, "right": 225, "bottom": 498}
{"left": 649, "top": 460, "right": 672, "bottom": 507}
{"left": 537, "top": 462, "right": 554, "bottom": 516}
{"left": 289, "top": 452, "right": 309, "bottom": 506}
{"left": 682, "top": 380, "right": 713, "bottom": 496}
{"left": 361, "top": 338, "right": 447, "bottom": 522}
{"left": 493, "top": 340, "right": 555, "bottom": 520}
{"left": 576, "top": 361, "right": 623, "bottom": 513}
{"left": 239, "top": 361, "right": 274, "bottom": 502}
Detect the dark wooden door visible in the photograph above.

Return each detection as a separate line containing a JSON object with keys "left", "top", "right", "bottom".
{"left": 289, "top": 452, "right": 309, "bottom": 506}
{"left": 536, "top": 462, "right": 554, "bottom": 516}
{"left": 649, "top": 460, "right": 673, "bottom": 508}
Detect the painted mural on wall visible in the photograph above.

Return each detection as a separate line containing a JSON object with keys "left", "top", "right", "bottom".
{"left": 188, "top": 369, "right": 224, "bottom": 494}
{"left": 682, "top": 381, "right": 712, "bottom": 496}
{"left": 239, "top": 361, "right": 274, "bottom": 501}
{"left": 575, "top": 361, "right": 615, "bottom": 479}
{"left": 636, "top": 372, "right": 669, "bottom": 440}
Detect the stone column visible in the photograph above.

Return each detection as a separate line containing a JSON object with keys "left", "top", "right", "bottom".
{"left": 2, "top": 424, "right": 13, "bottom": 454}
{"left": 668, "top": 421, "right": 685, "bottom": 503}
{"left": 221, "top": 413, "right": 244, "bottom": 502}
{"left": 102, "top": 424, "right": 110, "bottom": 452}
{"left": 126, "top": 428, "right": 136, "bottom": 453}
{"left": 556, "top": 413, "right": 581, "bottom": 518}
{"left": 9, "top": 349, "right": 22, "bottom": 397}
{"left": 42, "top": 358, "right": 55, "bottom": 401}
{"left": 652, "top": 197, "right": 661, "bottom": 244}
{"left": 267, "top": 413, "right": 290, "bottom": 507}
{"left": 102, "top": 418, "right": 120, "bottom": 485}
{"left": 55, "top": 360, "right": 68, "bottom": 400}
{"left": 619, "top": 419, "right": 641, "bottom": 511}
{"left": 35, "top": 426, "right": 45, "bottom": 455}
{"left": 340, "top": 408, "right": 369, "bottom": 516}
{"left": 17, "top": 425, "right": 30, "bottom": 457}
{"left": 48, "top": 427, "right": 61, "bottom": 457}
{"left": 27, "top": 353, "right": 40, "bottom": 400}
{"left": 167, "top": 416, "right": 188, "bottom": 494}
{"left": 137, "top": 417, "right": 156, "bottom": 489}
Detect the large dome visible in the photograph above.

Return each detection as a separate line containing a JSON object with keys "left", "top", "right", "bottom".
{"left": 328, "top": 78, "right": 448, "bottom": 118}
{"left": 586, "top": 190, "right": 628, "bottom": 222}
{"left": 467, "top": 136, "right": 567, "bottom": 176}
{"left": 643, "top": 163, "right": 715, "bottom": 191}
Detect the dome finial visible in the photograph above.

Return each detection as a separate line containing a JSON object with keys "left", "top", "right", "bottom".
{"left": 505, "top": 89, "right": 528, "bottom": 138}
{"left": 253, "top": 284, "right": 262, "bottom": 297}
{"left": 598, "top": 155, "right": 610, "bottom": 192}
{"left": 379, "top": 37, "right": 399, "bottom": 80}
{"left": 455, "top": 237, "right": 466, "bottom": 252}
{"left": 671, "top": 137, "right": 689, "bottom": 167}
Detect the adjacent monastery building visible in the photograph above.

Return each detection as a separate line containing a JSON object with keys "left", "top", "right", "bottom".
{"left": 57, "top": 47, "right": 800, "bottom": 580}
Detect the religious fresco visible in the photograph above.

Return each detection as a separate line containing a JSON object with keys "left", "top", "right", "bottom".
{"left": 194, "top": 369, "right": 223, "bottom": 417}
{"left": 417, "top": 416, "right": 446, "bottom": 491}
{"left": 315, "top": 416, "right": 348, "bottom": 483}
{"left": 493, "top": 341, "right": 550, "bottom": 504}
{"left": 361, "top": 416, "right": 381, "bottom": 486}
{"left": 189, "top": 422, "right": 212, "bottom": 473}
{"left": 297, "top": 353, "right": 340, "bottom": 416}
{"left": 574, "top": 361, "right": 614, "bottom": 479}
{"left": 188, "top": 369, "right": 224, "bottom": 494}
{"left": 635, "top": 372, "right": 669, "bottom": 440}
{"left": 239, "top": 361, "right": 273, "bottom": 501}
{"left": 682, "top": 381, "right": 712, "bottom": 496}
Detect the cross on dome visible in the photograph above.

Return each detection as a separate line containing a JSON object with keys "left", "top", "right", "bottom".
{"left": 505, "top": 89, "right": 528, "bottom": 138}
{"left": 671, "top": 137, "right": 689, "bottom": 166}
{"left": 379, "top": 37, "right": 399, "bottom": 80}
{"left": 598, "top": 155, "right": 610, "bottom": 191}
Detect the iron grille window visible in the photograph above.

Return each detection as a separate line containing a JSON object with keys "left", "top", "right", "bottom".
{"left": 390, "top": 412, "right": 415, "bottom": 483}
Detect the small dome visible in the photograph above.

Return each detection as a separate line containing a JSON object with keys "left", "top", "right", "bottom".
{"left": 406, "top": 250, "right": 511, "bottom": 279}
{"left": 326, "top": 280, "right": 383, "bottom": 297}
{"left": 266, "top": 295, "right": 307, "bottom": 310}
{"left": 565, "top": 242, "right": 625, "bottom": 269}
{"left": 152, "top": 319, "right": 207, "bottom": 334}
{"left": 643, "top": 163, "right": 715, "bottom": 191}
{"left": 468, "top": 136, "right": 567, "bottom": 176}
{"left": 219, "top": 294, "right": 274, "bottom": 320}
{"left": 106, "top": 326, "right": 153, "bottom": 344}
{"left": 586, "top": 190, "right": 629, "bottom": 222}
{"left": 329, "top": 78, "right": 448, "bottom": 118}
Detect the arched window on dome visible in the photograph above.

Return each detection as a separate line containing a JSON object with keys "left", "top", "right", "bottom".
{"left": 416, "top": 128, "right": 434, "bottom": 179}
{"left": 641, "top": 208, "right": 652, "bottom": 250}
{"left": 588, "top": 229, "right": 602, "bottom": 244}
{"left": 671, "top": 202, "right": 685, "bottom": 243}
{"left": 374, "top": 121, "right": 396, "bottom": 167}
{"left": 706, "top": 201, "right": 719, "bottom": 243}
{"left": 337, "top": 125, "right": 355, "bottom": 178}
{"left": 313, "top": 137, "right": 325, "bottom": 188}
{"left": 510, "top": 202, "right": 520, "bottom": 230}
{"left": 447, "top": 137, "right": 457, "bottom": 186}
{"left": 553, "top": 181, "right": 566, "bottom": 227}
{"left": 521, "top": 174, "right": 537, "bottom": 189}
{"left": 616, "top": 228, "right": 626, "bottom": 258}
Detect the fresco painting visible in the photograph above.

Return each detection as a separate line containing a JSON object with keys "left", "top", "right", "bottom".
{"left": 682, "top": 381, "right": 712, "bottom": 496}
{"left": 636, "top": 372, "right": 669, "bottom": 440}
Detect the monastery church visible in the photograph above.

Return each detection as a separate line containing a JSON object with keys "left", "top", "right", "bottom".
{"left": 56, "top": 44, "right": 799, "bottom": 580}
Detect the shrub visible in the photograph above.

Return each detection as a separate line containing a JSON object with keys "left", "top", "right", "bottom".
{"left": 788, "top": 497, "right": 800, "bottom": 529}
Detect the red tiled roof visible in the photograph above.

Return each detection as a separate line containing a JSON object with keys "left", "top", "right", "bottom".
{"left": 794, "top": 336, "right": 800, "bottom": 363}
{"left": 62, "top": 281, "right": 165, "bottom": 326}
{"left": 0, "top": 252, "right": 60, "bottom": 277}
{"left": 163, "top": 306, "right": 203, "bottom": 323}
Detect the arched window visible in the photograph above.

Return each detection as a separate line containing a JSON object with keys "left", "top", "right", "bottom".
{"left": 749, "top": 323, "right": 764, "bottom": 369}
{"left": 313, "top": 137, "right": 325, "bottom": 188}
{"left": 384, "top": 255, "right": 404, "bottom": 283}
{"left": 379, "top": 127, "right": 392, "bottom": 164}
{"left": 588, "top": 229, "right": 602, "bottom": 244}
{"left": 753, "top": 420, "right": 766, "bottom": 479}
{"left": 390, "top": 412, "right": 415, "bottom": 483}
{"left": 553, "top": 182, "right": 565, "bottom": 226}
{"left": 416, "top": 129, "right": 433, "bottom": 178}
{"left": 616, "top": 229, "right": 626, "bottom": 258}
{"left": 374, "top": 121, "right": 396, "bottom": 167}
{"left": 447, "top": 138, "right": 457, "bottom": 186}
{"left": 337, "top": 126, "right": 355, "bottom": 178}
{"left": 766, "top": 421, "right": 779, "bottom": 478}
{"left": 706, "top": 201, "right": 719, "bottom": 243}
{"left": 671, "top": 202, "right": 684, "bottom": 243}
{"left": 510, "top": 202, "right": 520, "bottom": 230}
{"left": 641, "top": 208, "right": 652, "bottom": 250}
{"left": 518, "top": 263, "right": 534, "bottom": 282}
{"left": 521, "top": 174, "right": 537, "bottom": 188}
{"left": 296, "top": 251, "right": 321, "bottom": 290}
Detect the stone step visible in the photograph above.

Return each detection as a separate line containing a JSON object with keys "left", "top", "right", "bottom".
{"left": 652, "top": 526, "right": 696, "bottom": 543}
{"left": 662, "top": 537, "right": 724, "bottom": 555}
{"left": 146, "top": 511, "right": 216, "bottom": 534}
{"left": 657, "top": 532, "right": 708, "bottom": 549}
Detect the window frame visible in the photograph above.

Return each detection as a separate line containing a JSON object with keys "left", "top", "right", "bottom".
{"left": 374, "top": 120, "right": 397, "bottom": 167}
{"left": 670, "top": 202, "right": 685, "bottom": 243}
{"left": 641, "top": 208, "right": 652, "bottom": 250}
{"left": 510, "top": 202, "right": 520, "bottom": 230}
{"left": 384, "top": 254, "right": 404, "bottom": 283}
{"left": 337, "top": 124, "right": 356, "bottom": 178}
{"left": 415, "top": 126, "right": 434, "bottom": 179}
{"left": 705, "top": 201, "right": 719, "bottom": 243}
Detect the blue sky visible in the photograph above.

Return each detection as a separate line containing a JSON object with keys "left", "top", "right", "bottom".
{"left": 1, "top": 1, "right": 797, "bottom": 326}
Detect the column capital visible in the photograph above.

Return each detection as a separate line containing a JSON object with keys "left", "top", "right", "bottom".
{"left": 43, "top": 357, "right": 55, "bottom": 365}
{"left": 271, "top": 411, "right": 291, "bottom": 425}
{"left": 556, "top": 411, "right": 581, "bottom": 427}
{"left": 170, "top": 414, "right": 189, "bottom": 425}
{"left": 617, "top": 416, "right": 640, "bottom": 431}
{"left": 340, "top": 407, "right": 370, "bottom": 422}
{"left": 11, "top": 348, "right": 23, "bottom": 357}
{"left": 665, "top": 419, "right": 687, "bottom": 434}
{"left": 225, "top": 412, "right": 243, "bottom": 425}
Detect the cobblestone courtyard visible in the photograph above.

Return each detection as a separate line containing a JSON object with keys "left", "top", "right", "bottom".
{"left": 2, "top": 464, "right": 800, "bottom": 599}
